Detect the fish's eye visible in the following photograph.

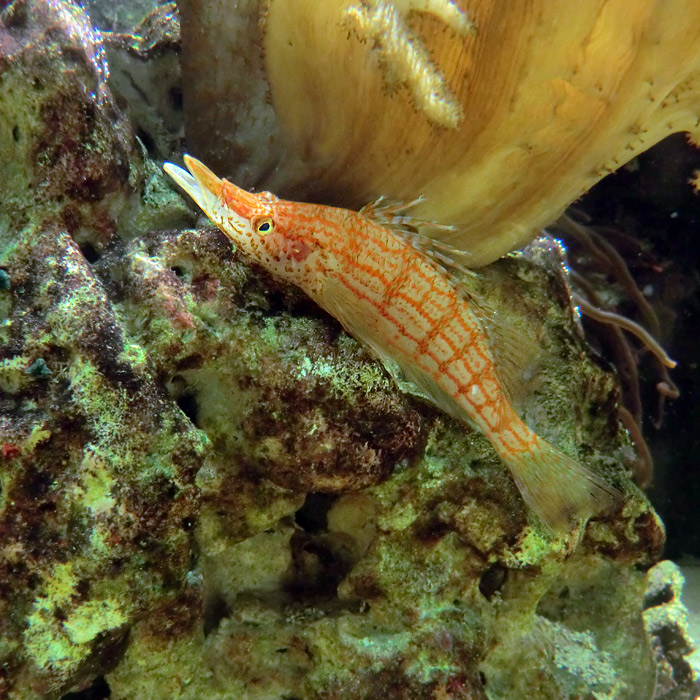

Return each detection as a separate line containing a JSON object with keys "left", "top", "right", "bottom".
{"left": 255, "top": 217, "right": 274, "bottom": 235}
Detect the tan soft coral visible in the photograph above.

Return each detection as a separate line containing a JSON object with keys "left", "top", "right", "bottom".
{"left": 180, "top": 0, "right": 700, "bottom": 266}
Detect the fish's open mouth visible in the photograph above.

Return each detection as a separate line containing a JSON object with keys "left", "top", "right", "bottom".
{"left": 163, "top": 155, "right": 221, "bottom": 216}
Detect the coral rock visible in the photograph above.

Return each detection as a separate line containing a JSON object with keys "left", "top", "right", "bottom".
{"left": 0, "top": 2, "right": 696, "bottom": 699}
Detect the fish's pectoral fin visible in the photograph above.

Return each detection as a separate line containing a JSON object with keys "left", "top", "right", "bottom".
{"left": 320, "top": 278, "right": 437, "bottom": 404}
{"left": 321, "top": 277, "right": 398, "bottom": 367}
{"left": 320, "top": 276, "right": 479, "bottom": 426}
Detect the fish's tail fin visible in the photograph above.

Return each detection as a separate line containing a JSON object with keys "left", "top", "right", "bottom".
{"left": 500, "top": 420, "right": 620, "bottom": 532}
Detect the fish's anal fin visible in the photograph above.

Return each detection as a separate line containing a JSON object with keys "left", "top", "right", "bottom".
{"left": 399, "top": 361, "right": 481, "bottom": 428}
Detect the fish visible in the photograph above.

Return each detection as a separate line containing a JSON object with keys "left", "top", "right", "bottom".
{"left": 164, "top": 155, "right": 618, "bottom": 531}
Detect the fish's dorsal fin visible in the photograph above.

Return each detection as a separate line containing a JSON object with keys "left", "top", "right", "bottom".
{"left": 359, "top": 196, "right": 479, "bottom": 279}
{"left": 360, "top": 203, "right": 542, "bottom": 411}
{"left": 360, "top": 196, "right": 459, "bottom": 242}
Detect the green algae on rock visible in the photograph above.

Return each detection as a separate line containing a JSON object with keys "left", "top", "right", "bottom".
{"left": 0, "top": 1, "right": 696, "bottom": 699}
{"left": 0, "top": 1, "right": 205, "bottom": 696}
{"left": 100, "top": 227, "right": 666, "bottom": 699}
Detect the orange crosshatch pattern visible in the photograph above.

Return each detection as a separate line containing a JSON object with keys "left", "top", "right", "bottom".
{"left": 164, "top": 155, "right": 619, "bottom": 531}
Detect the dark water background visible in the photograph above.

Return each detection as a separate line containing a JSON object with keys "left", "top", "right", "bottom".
{"left": 576, "top": 132, "right": 700, "bottom": 561}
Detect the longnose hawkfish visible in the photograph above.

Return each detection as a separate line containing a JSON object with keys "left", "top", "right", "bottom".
{"left": 164, "top": 155, "right": 619, "bottom": 531}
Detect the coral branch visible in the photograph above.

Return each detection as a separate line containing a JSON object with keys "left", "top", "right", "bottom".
{"left": 344, "top": 0, "right": 465, "bottom": 128}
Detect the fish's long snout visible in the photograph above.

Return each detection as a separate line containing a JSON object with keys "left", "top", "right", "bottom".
{"left": 164, "top": 155, "right": 264, "bottom": 221}
{"left": 163, "top": 155, "right": 221, "bottom": 216}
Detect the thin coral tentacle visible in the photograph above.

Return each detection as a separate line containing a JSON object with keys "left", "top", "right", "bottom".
{"left": 568, "top": 270, "right": 644, "bottom": 426}
{"left": 573, "top": 295, "right": 676, "bottom": 369}
{"left": 618, "top": 405, "right": 654, "bottom": 488}
{"left": 553, "top": 213, "right": 681, "bottom": 489}
{"left": 560, "top": 214, "right": 661, "bottom": 336}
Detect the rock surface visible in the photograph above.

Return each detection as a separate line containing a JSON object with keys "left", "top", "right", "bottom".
{"left": 0, "top": 2, "right": 695, "bottom": 699}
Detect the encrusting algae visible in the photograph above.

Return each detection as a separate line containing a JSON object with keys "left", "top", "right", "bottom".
{"left": 164, "top": 155, "right": 619, "bottom": 531}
